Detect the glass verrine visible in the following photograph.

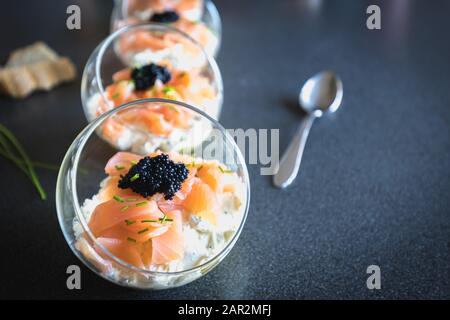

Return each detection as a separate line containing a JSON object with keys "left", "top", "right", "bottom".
{"left": 111, "top": 0, "right": 222, "bottom": 57}
{"left": 81, "top": 23, "right": 223, "bottom": 152}
{"left": 56, "top": 99, "right": 250, "bottom": 289}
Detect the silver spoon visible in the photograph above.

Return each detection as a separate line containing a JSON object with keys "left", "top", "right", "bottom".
{"left": 273, "top": 71, "right": 343, "bottom": 188}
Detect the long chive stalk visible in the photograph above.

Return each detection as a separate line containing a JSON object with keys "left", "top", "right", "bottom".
{"left": 0, "top": 148, "right": 59, "bottom": 171}
{"left": 0, "top": 124, "right": 47, "bottom": 200}
{"left": 0, "top": 135, "right": 29, "bottom": 175}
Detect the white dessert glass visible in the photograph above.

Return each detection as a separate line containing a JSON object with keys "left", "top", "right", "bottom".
{"left": 56, "top": 98, "right": 250, "bottom": 289}
{"left": 80, "top": 23, "right": 223, "bottom": 149}
{"left": 110, "top": 0, "right": 222, "bottom": 56}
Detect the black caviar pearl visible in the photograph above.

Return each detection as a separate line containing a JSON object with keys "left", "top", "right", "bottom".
{"left": 131, "top": 63, "right": 172, "bottom": 91}
{"left": 118, "top": 154, "right": 189, "bottom": 200}
{"left": 150, "top": 11, "right": 180, "bottom": 23}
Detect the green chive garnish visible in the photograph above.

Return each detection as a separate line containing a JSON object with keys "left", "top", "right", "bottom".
{"left": 195, "top": 165, "right": 203, "bottom": 177}
{"left": 159, "top": 215, "right": 173, "bottom": 224}
{"left": 112, "top": 92, "right": 120, "bottom": 99}
{"left": 121, "top": 205, "right": 130, "bottom": 212}
{"left": 115, "top": 165, "right": 125, "bottom": 170}
{"left": 130, "top": 160, "right": 137, "bottom": 165}
{"left": 125, "top": 220, "right": 136, "bottom": 225}
{"left": 219, "top": 166, "right": 233, "bottom": 174}
{"left": 167, "top": 105, "right": 179, "bottom": 113}
{"left": 141, "top": 219, "right": 158, "bottom": 223}
{"left": 163, "top": 86, "right": 176, "bottom": 94}
{"left": 127, "top": 237, "right": 137, "bottom": 243}
{"left": 113, "top": 195, "right": 125, "bottom": 203}
{"left": 130, "top": 173, "right": 140, "bottom": 182}
{"left": 136, "top": 201, "right": 148, "bottom": 207}
{"left": 0, "top": 147, "right": 59, "bottom": 172}
{"left": 0, "top": 124, "right": 47, "bottom": 200}
{"left": 138, "top": 228, "right": 149, "bottom": 234}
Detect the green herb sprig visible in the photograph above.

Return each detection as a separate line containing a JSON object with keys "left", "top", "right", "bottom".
{"left": 219, "top": 166, "right": 233, "bottom": 174}
{"left": 0, "top": 124, "right": 52, "bottom": 200}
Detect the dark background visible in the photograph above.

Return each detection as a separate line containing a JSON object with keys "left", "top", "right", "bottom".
{"left": 0, "top": 0, "right": 449, "bottom": 299}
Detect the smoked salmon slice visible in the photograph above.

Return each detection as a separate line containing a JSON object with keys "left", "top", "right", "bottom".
{"left": 99, "top": 176, "right": 129, "bottom": 202}
{"left": 88, "top": 197, "right": 167, "bottom": 238}
{"left": 96, "top": 237, "right": 144, "bottom": 269}
{"left": 112, "top": 69, "right": 131, "bottom": 82}
{"left": 104, "top": 151, "right": 142, "bottom": 176}
{"left": 196, "top": 162, "right": 222, "bottom": 192}
{"left": 151, "top": 210, "right": 184, "bottom": 265}
{"left": 182, "top": 179, "right": 218, "bottom": 224}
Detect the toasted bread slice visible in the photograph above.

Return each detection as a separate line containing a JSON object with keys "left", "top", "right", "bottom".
{"left": 0, "top": 57, "right": 77, "bottom": 98}
{"left": 6, "top": 42, "right": 59, "bottom": 67}
{"left": 0, "top": 42, "right": 77, "bottom": 98}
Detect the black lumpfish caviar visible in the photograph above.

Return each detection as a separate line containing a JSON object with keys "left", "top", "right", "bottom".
{"left": 118, "top": 154, "right": 189, "bottom": 200}
{"left": 150, "top": 11, "right": 180, "bottom": 23}
{"left": 131, "top": 63, "right": 171, "bottom": 91}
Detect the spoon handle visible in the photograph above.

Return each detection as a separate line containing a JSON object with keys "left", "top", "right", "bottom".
{"left": 273, "top": 114, "right": 316, "bottom": 188}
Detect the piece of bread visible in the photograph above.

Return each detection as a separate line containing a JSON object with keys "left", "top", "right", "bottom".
{"left": 0, "top": 57, "right": 77, "bottom": 98}
{"left": 6, "top": 42, "right": 59, "bottom": 67}
{"left": 0, "top": 67, "right": 36, "bottom": 98}
{"left": 0, "top": 42, "right": 76, "bottom": 98}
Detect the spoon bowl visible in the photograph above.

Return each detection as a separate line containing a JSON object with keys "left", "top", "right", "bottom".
{"left": 299, "top": 71, "right": 343, "bottom": 116}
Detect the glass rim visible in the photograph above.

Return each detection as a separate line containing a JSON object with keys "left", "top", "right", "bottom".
{"left": 91, "top": 22, "right": 223, "bottom": 110}
{"left": 110, "top": 0, "right": 222, "bottom": 56}
{"left": 117, "top": 0, "right": 219, "bottom": 20}
{"left": 68, "top": 98, "right": 251, "bottom": 276}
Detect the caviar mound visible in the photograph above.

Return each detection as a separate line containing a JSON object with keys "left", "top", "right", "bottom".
{"left": 131, "top": 63, "right": 172, "bottom": 91}
{"left": 118, "top": 154, "right": 189, "bottom": 200}
{"left": 150, "top": 11, "right": 180, "bottom": 23}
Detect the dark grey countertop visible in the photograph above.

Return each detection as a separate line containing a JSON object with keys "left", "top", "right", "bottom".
{"left": 0, "top": 0, "right": 449, "bottom": 299}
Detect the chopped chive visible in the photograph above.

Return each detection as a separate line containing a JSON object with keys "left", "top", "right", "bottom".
{"left": 136, "top": 201, "right": 148, "bottom": 207}
{"left": 195, "top": 165, "right": 203, "bottom": 177}
{"left": 127, "top": 237, "right": 137, "bottom": 243}
{"left": 138, "top": 228, "right": 149, "bottom": 234}
{"left": 125, "top": 219, "right": 136, "bottom": 225}
{"left": 115, "top": 165, "right": 125, "bottom": 170}
{"left": 130, "top": 160, "right": 137, "bottom": 165}
{"left": 130, "top": 173, "right": 140, "bottom": 182}
{"left": 167, "top": 105, "right": 179, "bottom": 113}
{"left": 112, "top": 92, "right": 120, "bottom": 99}
{"left": 159, "top": 214, "right": 173, "bottom": 224}
{"left": 141, "top": 219, "right": 158, "bottom": 223}
{"left": 162, "top": 86, "right": 176, "bottom": 94}
{"left": 219, "top": 166, "right": 233, "bottom": 174}
{"left": 113, "top": 195, "right": 125, "bottom": 203}
{"left": 121, "top": 205, "right": 130, "bottom": 212}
